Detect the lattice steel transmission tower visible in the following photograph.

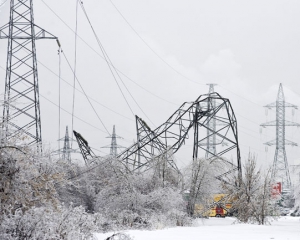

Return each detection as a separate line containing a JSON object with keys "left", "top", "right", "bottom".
{"left": 102, "top": 125, "right": 124, "bottom": 158}
{"left": 261, "top": 83, "right": 300, "bottom": 191}
{"left": 0, "top": 0, "right": 56, "bottom": 150}
{"left": 58, "top": 126, "right": 76, "bottom": 162}
{"left": 206, "top": 84, "right": 217, "bottom": 159}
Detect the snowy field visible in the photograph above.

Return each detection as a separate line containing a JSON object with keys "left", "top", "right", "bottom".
{"left": 95, "top": 217, "right": 300, "bottom": 240}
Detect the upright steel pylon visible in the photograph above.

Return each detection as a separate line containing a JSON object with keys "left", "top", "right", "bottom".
{"left": 0, "top": 0, "right": 56, "bottom": 151}
{"left": 102, "top": 125, "right": 124, "bottom": 158}
{"left": 206, "top": 84, "right": 217, "bottom": 159}
{"left": 58, "top": 126, "right": 76, "bottom": 163}
{"left": 261, "top": 83, "right": 300, "bottom": 191}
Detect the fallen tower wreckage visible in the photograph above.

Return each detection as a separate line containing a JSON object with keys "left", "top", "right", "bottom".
{"left": 74, "top": 92, "right": 241, "bottom": 183}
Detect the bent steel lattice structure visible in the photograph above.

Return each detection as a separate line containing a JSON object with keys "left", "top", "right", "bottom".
{"left": 74, "top": 93, "right": 241, "bottom": 181}
{"left": 117, "top": 92, "right": 241, "bottom": 178}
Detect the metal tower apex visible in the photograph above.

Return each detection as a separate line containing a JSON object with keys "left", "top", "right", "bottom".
{"left": 277, "top": 83, "right": 284, "bottom": 100}
{"left": 102, "top": 125, "right": 124, "bottom": 157}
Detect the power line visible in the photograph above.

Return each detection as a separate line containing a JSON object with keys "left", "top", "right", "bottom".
{"left": 107, "top": 0, "right": 299, "bottom": 123}
{"left": 0, "top": 0, "right": 8, "bottom": 8}
{"left": 61, "top": 50, "right": 111, "bottom": 135}
{"left": 35, "top": 60, "right": 134, "bottom": 122}
{"left": 78, "top": 0, "right": 135, "bottom": 117}
{"left": 40, "top": 0, "right": 299, "bottom": 123}
{"left": 58, "top": 47, "right": 62, "bottom": 158}
{"left": 78, "top": 1, "right": 156, "bottom": 127}
{"left": 0, "top": 62, "right": 137, "bottom": 145}
{"left": 71, "top": 0, "right": 80, "bottom": 145}
{"left": 0, "top": 63, "right": 109, "bottom": 135}
{"left": 0, "top": 62, "right": 294, "bottom": 145}
{"left": 109, "top": 0, "right": 204, "bottom": 86}
{"left": 40, "top": 0, "right": 178, "bottom": 108}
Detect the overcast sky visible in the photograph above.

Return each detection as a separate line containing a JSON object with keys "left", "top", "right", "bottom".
{"left": 1, "top": 0, "right": 300, "bottom": 176}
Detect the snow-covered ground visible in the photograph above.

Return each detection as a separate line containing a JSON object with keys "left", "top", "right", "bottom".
{"left": 95, "top": 217, "right": 300, "bottom": 240}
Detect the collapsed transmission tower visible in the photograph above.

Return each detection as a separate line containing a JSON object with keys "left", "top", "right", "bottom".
{"left": 101, "top": 125, "right": 124, "bottom": 158}
{"left": 73, "top": 130, "right": 97, "bottom": 166}
{"left": 117, "top": 92, "right": 241, "bottom": 182}
{"left": 0, "top": 0, "right": 56, "bottom": 150}
{"left": 261, "top": 83, "right": 300, "bottom": 191}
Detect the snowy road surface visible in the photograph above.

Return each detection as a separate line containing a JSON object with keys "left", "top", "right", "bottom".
{"left": 95, "top": 217, "right": 300, "bottom": 240}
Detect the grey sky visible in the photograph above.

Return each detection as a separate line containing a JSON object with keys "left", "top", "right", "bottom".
{"left": 1, "top": 0, "right": 300, "bottom": 172}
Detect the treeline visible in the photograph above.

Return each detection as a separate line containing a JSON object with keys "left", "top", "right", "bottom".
{"left": 1, "top": 145, "right": 299, "bottom": 239}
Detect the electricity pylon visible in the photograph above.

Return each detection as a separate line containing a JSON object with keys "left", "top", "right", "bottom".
{"left": 58, "top": 126, "right": 76, "bottom": 163}
{"left": 0, "top": 0, "right": 56, "bottom": 151}
{"left": 102, "top": 125, "right": 124, "bottom": 158}
{"left": 261, "top": 83, "right": 300, "bottom": 191}
{"left": 206, "top": 84, "right": 217, "bottom": 159}
{"left": 119, "top": 92, "right": 241, "bottom": 175}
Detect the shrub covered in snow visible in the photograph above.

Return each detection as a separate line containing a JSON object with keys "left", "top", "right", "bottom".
{"left": 95, "top": 167, "right": 190, "bottom": 230}
{"left": 0, "top": 145, "right": 191, "bottom": 239}
{"left": 0, "top": 205, "right": 98, "bottom": 239}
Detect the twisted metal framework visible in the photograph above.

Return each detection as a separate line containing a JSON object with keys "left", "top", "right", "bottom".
{"left": 73, "top": 130, "right": 97, "bottom": 166}
{"left": 117, "top": 93, "right": 241, "bottom": 179}
{"left": 101, "top": 125, "right": 124, "bottom": 158}
{"left": 0, "top": 0, "right": 56, "bottom": 150}
{"left": 261, "top": 83, "right": 300, "bottom": 191}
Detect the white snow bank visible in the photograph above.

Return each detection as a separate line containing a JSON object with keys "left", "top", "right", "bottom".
{"left": 95, "top": 217, "right": 300, "bottom": 240}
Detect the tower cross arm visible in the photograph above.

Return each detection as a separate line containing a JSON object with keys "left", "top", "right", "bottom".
{"left": 34, "top": 25, "right": 58, "bottom": 40}
{"left": 260, "top": 120, "right": 276, "bottom": 127}
{"left": 261, "top": 120, "right": 300, "bottom": 127}
{"left": 284, "top": 120, "right": 300, "bottom": 127}
{"left": 101, "top": 144, "right": 125, "bottom": 149}
{"left": 0, "top": 23, "right": 57, "bottom": 40}
{"left": 263, "top": 139, "right": 276, "bottom": 146}
{"left": 284, "top": 102, "right": 298, "bottom": 109}
{"left": 263, "top": 102, "right": 276, "bottom": 108}
{"left": 263, "top": 139, "right": 297, "bottom": 146}
{"left": 106, "top": 135, "right": 123, "bottom": 139}
{"left": 285, "top": 139, "right": 298, "bottom": 146}
{"left": 263, "top": 102, "right": 298, "bottom": 109}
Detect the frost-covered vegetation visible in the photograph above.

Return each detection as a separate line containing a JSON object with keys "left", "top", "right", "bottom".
{"left": 0, "top": 145, "right": 191, "bottom": 239}
{"left": 224, "top": 154, "right": 280, "bottom": 225}
{"left": 293, "top": 183, "right": 300, "bottom": 215}
{"left": 1, "top": 143, "right": 299, "bottom": 239}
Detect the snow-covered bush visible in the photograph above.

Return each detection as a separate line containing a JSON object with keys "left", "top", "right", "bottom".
{"left": 0, "top": 144, "right": 190, "bottom": 237}
{"left": 0, "top": 205, "right": 99, "bottom": 239}
{"left": 95, "top": 164, "right": 190, "bottom": 230}
{"left": 0, "top": 146, "right": 102, "bottom": 239}
{"left": 0, "top": 146, "right": 62, "bottom": 216}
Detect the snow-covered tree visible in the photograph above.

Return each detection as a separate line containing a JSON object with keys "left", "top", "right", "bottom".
{"left": 225, "top": 154, "right": 278, "bottom": 224}
{"left": 0, "top": 144, "right": 104, "bottom": 239}
{"left": 183, "top": 158, "right": 221, "bottom": 217}
{"left": 0, "top": 146, "right": 62, "bottom": 216}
